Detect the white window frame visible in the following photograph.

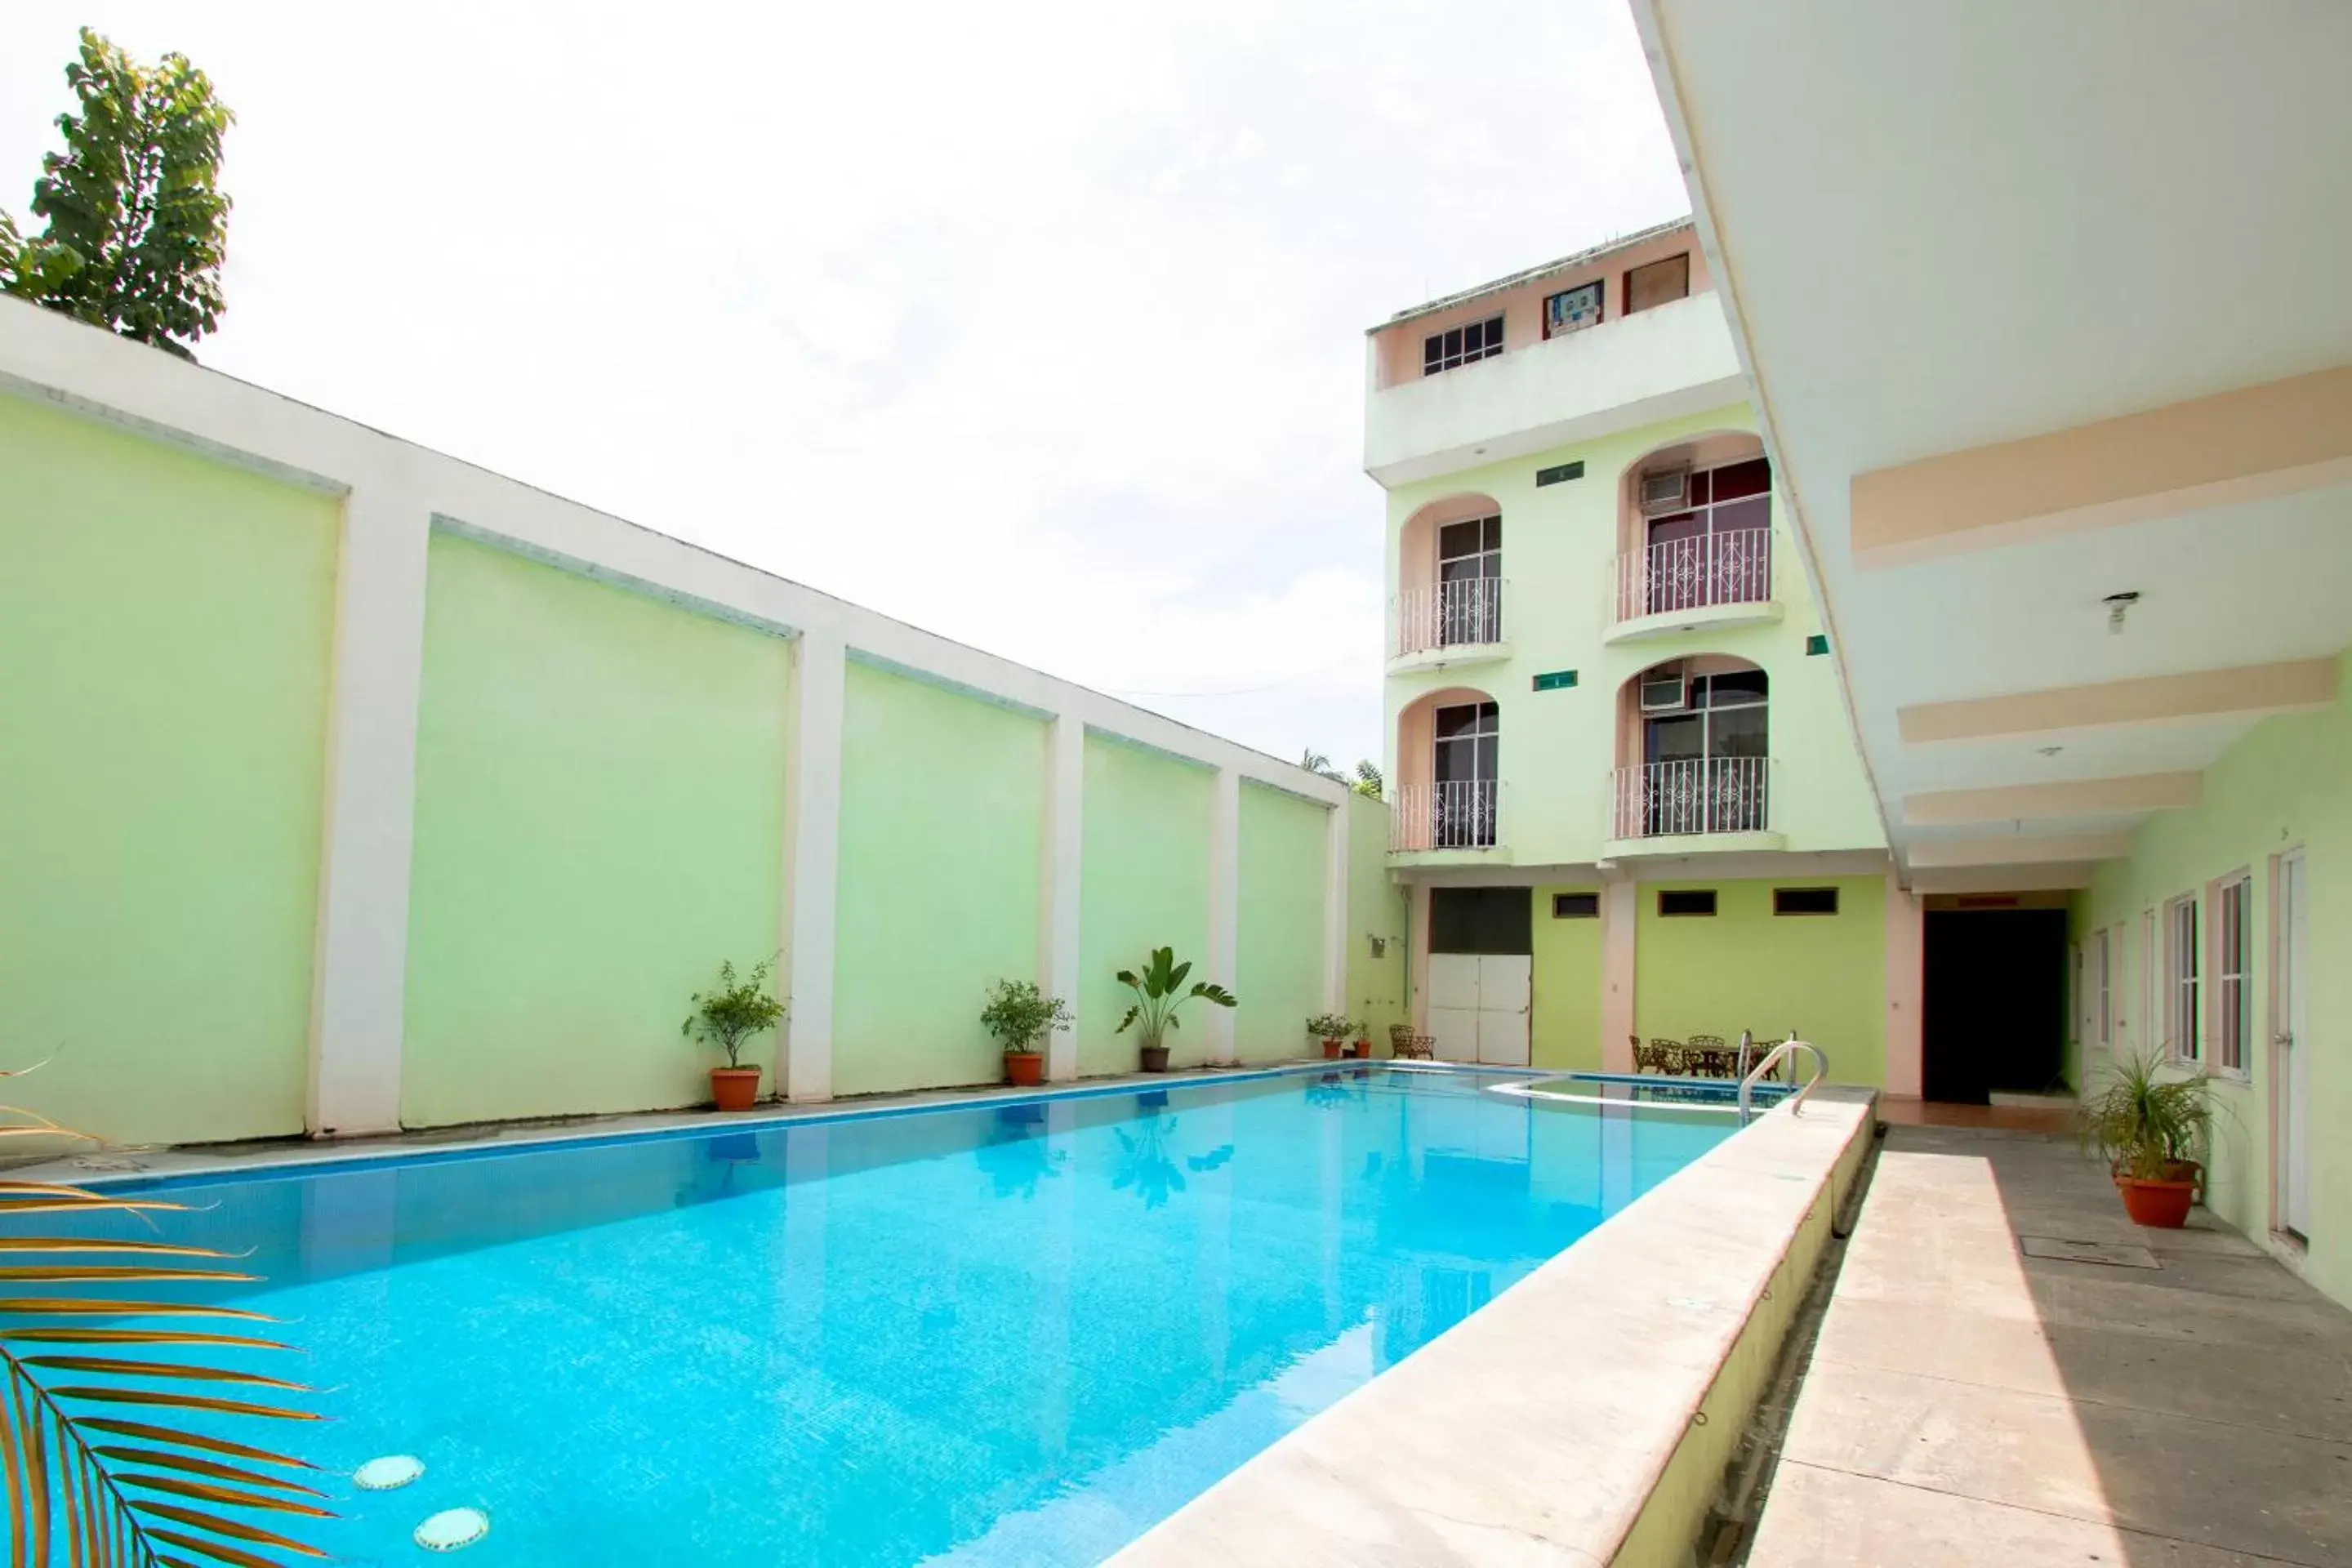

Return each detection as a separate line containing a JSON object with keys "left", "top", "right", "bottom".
{"left": 2211, "top": 871, "right": 2253, "bottom": 1080}
{"left": 2092, "top": 927, "right": 2114, "bottom": 1049}
{"left": 1423, "top": 314, "right": 1504, "bottom": 376}
{"left": 2165, "top": 893, "right": 2201, "bottom": 1065}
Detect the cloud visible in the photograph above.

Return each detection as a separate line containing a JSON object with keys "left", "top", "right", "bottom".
{"left": 0, "top": 0, "right": 1688, "bottom": 764}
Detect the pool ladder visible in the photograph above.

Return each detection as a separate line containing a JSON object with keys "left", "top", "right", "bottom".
{"left": 1738, "top": 1032, "right": 1827, "bottom": 1125}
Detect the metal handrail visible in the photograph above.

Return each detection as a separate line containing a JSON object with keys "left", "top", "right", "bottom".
{"left": 1739, "top": 1034, "right": 1826, "bottom": 1125}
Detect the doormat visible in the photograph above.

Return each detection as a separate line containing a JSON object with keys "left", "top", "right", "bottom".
{"left": 2020, "top": 1235, "right": 2161, "bottom": 1269}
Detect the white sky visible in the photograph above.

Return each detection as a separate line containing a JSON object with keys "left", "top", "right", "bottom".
{"left": 0, "top": 1, "right": 1687, "bottom": 768}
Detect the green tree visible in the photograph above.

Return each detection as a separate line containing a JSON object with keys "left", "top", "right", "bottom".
{"left": 1, "top": 29, "right": 234, "bottom": 359}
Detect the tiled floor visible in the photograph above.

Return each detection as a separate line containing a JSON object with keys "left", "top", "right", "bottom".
{"left": 1745, "top": 1123, "right": 2352, "bottom": 1567}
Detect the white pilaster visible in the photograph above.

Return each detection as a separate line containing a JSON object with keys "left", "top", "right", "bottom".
{"left": 305, "top": 477, "right": 432, "bottom": 1138}
{"left": 1039, "top": 715, "right": 1085, "bottom": 1082}
{"left": 782, "top": 627, "right": 846, "bottom": 1102}
{"left": 1322, "top": 797, "right": 1351, "bottom": 1015}
{"left": 1205, "top": 767, "right": 1242, "bottom": 1065}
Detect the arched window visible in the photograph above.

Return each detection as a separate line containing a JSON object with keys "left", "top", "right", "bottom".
{"left": 1396, "top": 496, "right": 1504, "bottom": 658}
{"left": 1615, "top": 660, "right": 1768, "bottom": 838}
{"left": 1615, "top": 435, "right": 1773, "bottom": 624}
{"left": 1392, "top": 687, "right": 1500, "bottom": 850}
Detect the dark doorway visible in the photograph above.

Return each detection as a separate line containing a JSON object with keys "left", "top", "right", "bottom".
{"left": 1922, "top": 908, "right": 2069, "bottom": 1103}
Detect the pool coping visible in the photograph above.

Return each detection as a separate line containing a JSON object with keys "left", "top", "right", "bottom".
{"left": 4, "top": 1058, "right": 1567, "bottom": 1191}
{"left": 1107, "top": 1083, "right": 1879, "bottom": 1568}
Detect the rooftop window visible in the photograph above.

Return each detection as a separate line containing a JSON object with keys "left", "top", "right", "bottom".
{"left": 1423, "top": 315, "right": 1504, "bottom": 375}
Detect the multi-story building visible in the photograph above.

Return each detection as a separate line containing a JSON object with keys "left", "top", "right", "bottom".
{"left": 1367, "top": 220, "right": 1918, "bottom": 1086}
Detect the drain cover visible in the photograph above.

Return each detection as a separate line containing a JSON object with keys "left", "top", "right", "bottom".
{"left": 2020, "top": 1235, "right": 2160, "bottom": 1269}
{"left": 415, "top": 1508, "right": 489, "bottom": 1552}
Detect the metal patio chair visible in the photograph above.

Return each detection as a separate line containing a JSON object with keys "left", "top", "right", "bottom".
{"left": 1388, "top": 1024, "right": 1436, "bottom": 1060}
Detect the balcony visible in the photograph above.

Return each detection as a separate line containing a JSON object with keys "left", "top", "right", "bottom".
{"left": 1606, "top": 758, "right": 1784, "bottom": 855}
{"left": 1390, "top": 780, "right": 1506, "bottom": 861}
{"left": 1364, "top": 292, "right": 1745, "bottom": 487}
{"left": 1390, "top": 579, "right": 1508, "bottom": 672}
{"left": 1605, "top": 528, "right": 1782, "bottom": 644}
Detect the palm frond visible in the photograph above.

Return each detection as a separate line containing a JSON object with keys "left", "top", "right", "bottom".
{"left": 1, "top": 1092, "right": 331, "bottom": 1566}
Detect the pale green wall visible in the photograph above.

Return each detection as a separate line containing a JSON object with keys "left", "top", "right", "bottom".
{"left": 0, "top": 395, "right": 336, "bottom": 1145}
{"left": 2083, "top": 653, "right": 2352, "bottom": 1308}
{"left": 833, "top": 662, "right": 1044, "bottom": 1096}
{"left": 401, "top": 532, "right": 790, "bottom": 1126}
{"left": 1345, "top": 795, "right": 1410, "bottom": 1048}
{"left": 1076, "top": 737, "right": 1213, "bottom": 1074}
{"left": 1235, "top": 783, "right": 1328, "bottom": 1062}
{"left": 1531, "top": 885, "right": 1605, "bottom": 1071}
{"left": 1634, "top": 876, "right": 1886, "bottom": 1086}
{"left": 1382, "top": 402, "right": 1885, "bottom": 863}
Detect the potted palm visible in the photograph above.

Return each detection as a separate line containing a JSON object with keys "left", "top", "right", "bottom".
{"left": 1307, "top": 1012, "right": 1355, "bottom": 1060}
{"left": 982, "top": 978, "right": 1072, "bottom": 1088}
{"left": 1115, "top": 947, "right": 1237, "bottom": 1073}
{"left": 682, "top": 957, "right": 786, "bottom": 1111}
{"left": 2077, "top": 1048, "right": 2214, "bottom": 1227}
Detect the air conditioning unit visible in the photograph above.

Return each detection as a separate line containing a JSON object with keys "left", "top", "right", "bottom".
{"left": 1638, "top": 467, "right": 1690, "bottom": 515}
{"left": 1638, "top": 665, "right": 1689, "bottom": 713}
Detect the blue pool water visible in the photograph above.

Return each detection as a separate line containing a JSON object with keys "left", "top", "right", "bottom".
{"left": 91, "top": 1067, "right": 1735, "bottom": 1565}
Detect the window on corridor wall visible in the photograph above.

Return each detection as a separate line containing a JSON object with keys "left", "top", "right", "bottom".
{"left": 1423, "top": 315, "right": 1504, "bottom": 375}
{"left": 2093, "top": 928, "right": 2113, "bottom": 1048}
{"left": 2166, "top": 894, "right": 2201, "bottom": 1064}
{"left": 2214, "top": 875, "right": 2252, "bottom": 1076}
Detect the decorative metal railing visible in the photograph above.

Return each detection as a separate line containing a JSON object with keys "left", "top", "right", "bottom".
{"left": 1390, "top": 779, "right": 1500, "bottom": 852}
{"left": 1610, "top": 527, "right": 1771, "bottom": 623}
{"left": 1610, "top": 757, "right": 1772, "bottom": 840}
{"left": 1391, "top": 577, "right": 1505, "bottom": 658}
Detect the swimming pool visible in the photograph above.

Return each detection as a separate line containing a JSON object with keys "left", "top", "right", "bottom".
{"left": 86, "top": 1066, "right": 1738, "bottom": 1565}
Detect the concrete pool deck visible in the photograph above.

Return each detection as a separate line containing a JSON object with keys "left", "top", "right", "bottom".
{"left": 1111, "top": 1086, "right": 1878, "bottom": 1567}
{"left": 1746, "top": 1123, "right": 2352, "bottom": 1567}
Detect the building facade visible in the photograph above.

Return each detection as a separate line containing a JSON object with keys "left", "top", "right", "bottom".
{"left": 1368, "top": 222, "right": 1918, "bottom": 1087}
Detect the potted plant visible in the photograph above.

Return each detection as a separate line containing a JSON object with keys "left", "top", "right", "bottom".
{"left": 981, "top": 978, "right": 1072, "bottom": 1089}
{"left": 1307, "top": 1012, "right": 1354, "bottom": 1060}
{"left": 2077, "top": 1048, "right": 2214, "bottom": 1227}
{"left": 1115, "top": 947, "right": 1236, "bottom": 1073}
{"left": 1352, "top": 1031, "right": 1374, "bottom": 1059}
{"left": 682, "top": 957, "right": 786, "bottom": 1111}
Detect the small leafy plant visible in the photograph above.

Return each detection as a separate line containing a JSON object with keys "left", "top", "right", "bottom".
{"left": 2077, "top": 1047, "right": 2213, "bottom": 1180}
{"left": 682, "top": 957, "right": 786, "bottom": 1069}
{"left": 1114, "top": 947, "right": 1237, "bottom": 1053}
{"left": 1306, "top": 1012, "right": 1355, "bottom": 1040}
{"left": 979, "top": 980, "right": 1072, "bottom": 1056}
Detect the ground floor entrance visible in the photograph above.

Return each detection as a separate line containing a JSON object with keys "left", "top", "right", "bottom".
{"left": 1921, "top": 903, "right": 2069, "bottom": 1104}
{"left": 1426, "top": 886, "right": 1531, "bottom": 1067}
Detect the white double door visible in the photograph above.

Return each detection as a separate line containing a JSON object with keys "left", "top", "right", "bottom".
{"left": 1427, "top": 953, "right": 1531, "bottom": 1067}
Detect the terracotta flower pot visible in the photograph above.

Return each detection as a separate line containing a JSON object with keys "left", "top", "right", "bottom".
{"left": 1005, "top": 1050, "right": 1045, "bottom": 1088}
{"left": 710, "top": 1067, "right": 762, "bottom": 1112}
{"left": 1139, "top": 1044, "right": 1170, "bottom": 1073}
{"left": 1351, "top": 1040, "right": 1372, "bottom": 1058}
{"left": 1321, "top": 1039, "right": 1345, "bottom": 1059}
{"left": 2116, "top": 1173, "right": 2197, "bottom": 1228}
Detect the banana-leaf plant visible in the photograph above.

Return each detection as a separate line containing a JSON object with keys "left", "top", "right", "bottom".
{"left": 1113, "top": 948, "right": 1236, "bottom": 1070}
{"left": 1, "top": 1067, "right": 331, "bottom": 1566}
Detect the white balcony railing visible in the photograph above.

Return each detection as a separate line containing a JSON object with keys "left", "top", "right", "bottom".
{"left": 1610, "top": 758, "right": 1772, "bottom": 840}
{"left": 1610, "top": 528, "right": 1771, "bottom": 624}
{"left": 1391, "top": 577, "right": 1506, "bottom": 660}
{"left": 1390, "top": 779, "right": 1500, "bottom": 852}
